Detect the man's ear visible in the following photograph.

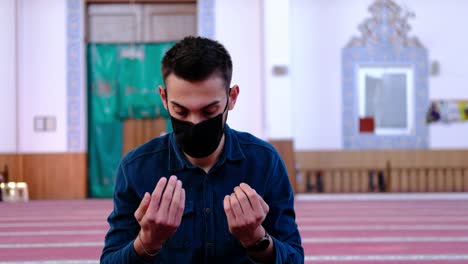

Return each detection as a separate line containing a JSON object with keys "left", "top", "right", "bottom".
{"left": 228, "top": 85, "right": 239, "bottom": 110}
{"left": 159, "top": 86, "right": 168, "bottom": 110}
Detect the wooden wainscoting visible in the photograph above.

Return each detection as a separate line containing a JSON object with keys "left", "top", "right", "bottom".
{"left": 295, "top": 151, "right": 387, "bottom": 193}
{"left": 296, "top": 150, "right": 468, "bottom": 193}
{"left": 386, "top": 150, "right": 468, "bottom": 193}
{"left": 123, "top": 118, "right": 167, "bottom": 155}
{"left": 0, "top": 153, "right": 87, "bottom": 199}
{"left": 269, "top": 140, "right": 297, "bottom": 193}
{"left": 0, "top": 154, "right": 23, "bottom": 182}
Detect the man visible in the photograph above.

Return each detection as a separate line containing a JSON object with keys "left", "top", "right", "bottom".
{"left": 101, "top": 36, "right": 304, "bottom": 263}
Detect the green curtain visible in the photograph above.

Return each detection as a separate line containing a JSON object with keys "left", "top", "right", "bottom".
{"left": 87, "top": 43, "right": 174, "bottom": 198}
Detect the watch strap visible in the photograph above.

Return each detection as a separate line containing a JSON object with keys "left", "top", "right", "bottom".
{"left": 244, "top": 231, "right": 271, "bottom": 252}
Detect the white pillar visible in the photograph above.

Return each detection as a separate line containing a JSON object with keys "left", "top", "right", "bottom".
{"left": 264, "top": 0, "right": 292, "bottom": 139}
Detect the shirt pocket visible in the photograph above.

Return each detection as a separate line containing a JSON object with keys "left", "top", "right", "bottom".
{"left": 164, "top": 200, "right": 195, "bottom": 249}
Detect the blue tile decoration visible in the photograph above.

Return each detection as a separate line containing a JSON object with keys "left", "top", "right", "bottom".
{"left": 342, "top": 0, "right": 429, "bottom": 149}
{"left": 66, "top": 0, "right": 83, "bottom": 151}
{"left": 198, "top": 0, "right": 215, "bottom": 39}
{"left": 66, "top": 0, "right": 214, "bottom": 151}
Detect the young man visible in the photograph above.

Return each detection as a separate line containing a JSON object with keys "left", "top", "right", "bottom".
{"left": 101, "top": 36, "right": 304, "bottom": 263}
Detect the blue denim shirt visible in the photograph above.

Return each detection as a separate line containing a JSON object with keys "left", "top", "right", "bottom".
{"left": 101, "top": 125, "right": 304, "bottom": 263}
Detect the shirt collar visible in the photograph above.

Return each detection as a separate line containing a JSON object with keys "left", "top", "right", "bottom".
{"left": 168, "top": 124, "right": 246, "bottom": 173}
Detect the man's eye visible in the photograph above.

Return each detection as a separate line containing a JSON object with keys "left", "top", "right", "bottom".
{"left": 176, "top": 111, "right": 187, "bottom": 116}
{"left": 203, "top": 111, "right": 215, "bottom": 116}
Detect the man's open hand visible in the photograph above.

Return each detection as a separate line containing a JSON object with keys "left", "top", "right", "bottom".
{"left": 134, "top": 175, "right": 185, "bottom": 254}
{"left": 223, "top": 183, "right": 269, "bottom": 247}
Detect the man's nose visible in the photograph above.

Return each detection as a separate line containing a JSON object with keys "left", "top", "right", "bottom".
{"left": 186, "top": 114, "right": 204, "bottom": 125}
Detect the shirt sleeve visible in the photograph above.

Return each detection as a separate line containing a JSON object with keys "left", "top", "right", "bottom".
{"left": 100, "top": 160, "right": 156, "bottom": 264}
{"left": 263, "top": 153, "right": 305, "bottom": 264}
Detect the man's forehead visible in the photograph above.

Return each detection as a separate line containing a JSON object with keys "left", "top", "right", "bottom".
{"left": 165, "top": 73, "right": 226, "bottom": 91}
{"left": 166, "top": 80, "right": 227, "bottom": 104}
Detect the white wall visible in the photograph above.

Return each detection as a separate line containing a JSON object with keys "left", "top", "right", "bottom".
{"left": 410, "top": 1, "right": 468, "bottom": 149}
{"left": 5, "top": 0, "right": 466, "bottom": 152}
{"left": 215, "top": 0, "right": 265, "bottom": 138}
{"left": 18, "top": 0, "right": 68, "bottom": 152}
{"left": 0, "top": 0, "right": 17, "bottom": 153}
{"left": 290, "top": 0, "right": 468, "bottom": 150}
{"left": 264, "top": 0, "right": 292, "bottom": 139}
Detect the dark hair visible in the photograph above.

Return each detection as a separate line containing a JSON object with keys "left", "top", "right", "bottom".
{"left": 162, "top": 36, "right": 233, "bottom": 88}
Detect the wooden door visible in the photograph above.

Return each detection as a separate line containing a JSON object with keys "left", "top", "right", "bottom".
{"left": 87, "top": 2, "right": 196, "bottom": 154}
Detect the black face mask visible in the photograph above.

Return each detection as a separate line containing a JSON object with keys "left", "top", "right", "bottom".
{"left": 169, "top": 93, "right": 230, "bottom": 158}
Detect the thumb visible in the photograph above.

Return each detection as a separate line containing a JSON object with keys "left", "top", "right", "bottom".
{"left": 259, "top": 197, "right": 269, "bottom": 215}
{"left": 134, "top": 192, "right": 151, "bottom": 222}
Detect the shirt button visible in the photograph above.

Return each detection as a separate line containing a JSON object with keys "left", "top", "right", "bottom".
{"left": 205, "top": 208, "right": 211, "bottom": 214}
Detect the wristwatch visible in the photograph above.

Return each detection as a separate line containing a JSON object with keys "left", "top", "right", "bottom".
{"left": 244, "top": 231, "right": 271, "bottom": 252}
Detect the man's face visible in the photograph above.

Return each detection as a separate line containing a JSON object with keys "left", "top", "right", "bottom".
{"left": 160, "top": 74, "right": 238, "bottom": 124}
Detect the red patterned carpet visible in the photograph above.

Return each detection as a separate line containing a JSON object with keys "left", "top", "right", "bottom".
{"left": 1, "top": 194, "right": 468, "bottom": 263}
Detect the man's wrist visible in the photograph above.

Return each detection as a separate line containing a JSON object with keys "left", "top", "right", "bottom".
{"left": 134, "top": 233, "right": 163, "bottom": 258}
{"left": 240, "top": 226, "right": 266, "bottom": 247}
{"left": 243, "top": 228, "right": 271, "bottom": 253}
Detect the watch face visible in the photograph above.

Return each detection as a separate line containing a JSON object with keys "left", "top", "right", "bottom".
{"left": 255, "top": 238, "right": 270, "bottom": 251}
{"left": 246, "top": 235, "right": 270, "bottom": 252}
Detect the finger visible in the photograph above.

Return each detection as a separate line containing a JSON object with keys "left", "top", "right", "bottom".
{"left": 175, "top": 188, "right": 186, "bottom": 226}
{"left": 239, "top": 183, "right": 263, "bottom": 217}
{"left": 146, "top": 177, "right": 168, "bottom": 217}
{"left": 234, "top": 186, "right": 253, "bottom": 218}
{"left": 223, "top": 195, "right": 236, "bottom": 226}
{"left": 134, "top": 192, "right": 151, "bottom": 222}
{"left": 229, "top": 193, "right": 244, "bottom": 220}
{"left": 260, "top": 197, "right": 269, "bottom": 215}
{"left": 158, "top": 175, "right": 178, "bottom": 214}
{"left": 168, "top": 180, "right": 182, "bottom": 224}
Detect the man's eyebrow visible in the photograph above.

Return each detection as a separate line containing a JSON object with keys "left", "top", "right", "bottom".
{"left": 170, "top": 100, "right": 220, "bottom": 110}
{"left": 170, "top": 101, "right": 188, "bottom": 110}
{"left": 201, "top": 101, "right": 221, "bottom": 110}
